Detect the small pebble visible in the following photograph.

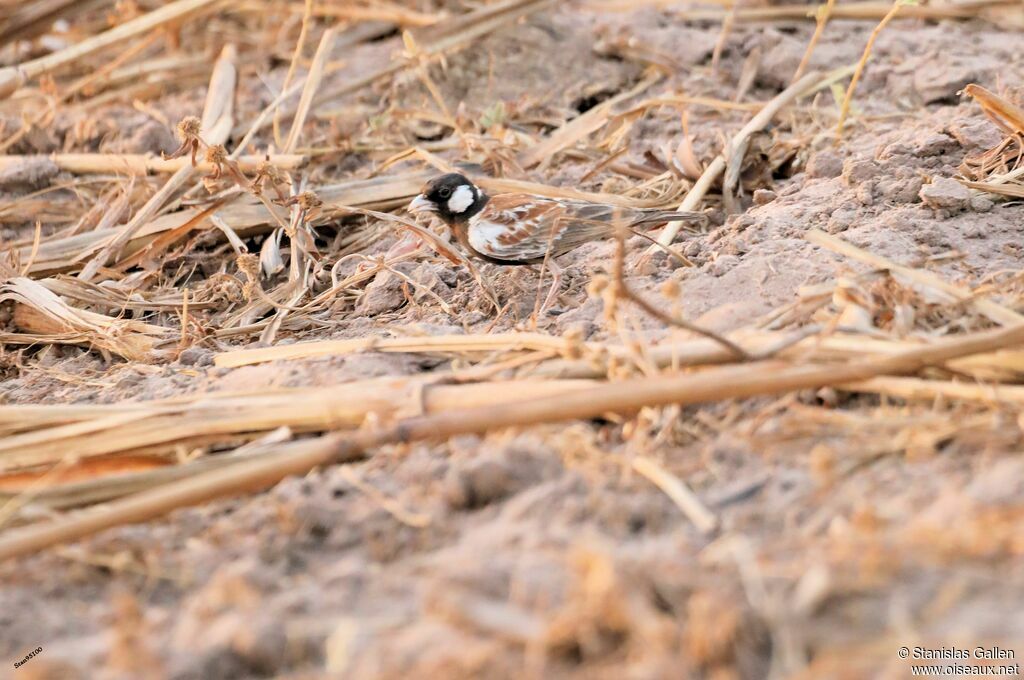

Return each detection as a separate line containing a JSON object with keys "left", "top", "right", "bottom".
{"left": 919, "top": 177, "right": 971, "bottom": 214}
{"left": 178, "top": 347, "right": 214, "bottom": 366}
{"left": 969, "top": 195, "right": 994, "bottom": 213}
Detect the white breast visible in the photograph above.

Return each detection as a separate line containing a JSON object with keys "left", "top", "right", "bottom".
{"left": 467, "top": 215, "right": 550, "bottom": 260}
{"left": 467, "top": 217, "right": 509, "bottom": 253}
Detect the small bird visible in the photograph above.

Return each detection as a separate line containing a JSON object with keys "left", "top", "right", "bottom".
{"left": 407, "top": 173, "right": 703, "bottom": 311}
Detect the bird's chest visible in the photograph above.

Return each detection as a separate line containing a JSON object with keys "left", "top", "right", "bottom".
{"left": 463, "top": 213, "right": 559, "bottom": 263}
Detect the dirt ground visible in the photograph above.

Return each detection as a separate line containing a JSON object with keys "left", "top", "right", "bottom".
{"left": 2, "top": 1, "right": 1024, "bottom": 679}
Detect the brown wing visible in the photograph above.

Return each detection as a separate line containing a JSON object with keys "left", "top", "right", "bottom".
{"left": 468, "top": 194, "right": 685, "bottom": 263}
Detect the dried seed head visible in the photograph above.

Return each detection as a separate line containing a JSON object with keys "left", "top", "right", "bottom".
{"left": 295, "top": 191, "right": 322, "bottom": 212}
{"left": 177, "top": 116, "right": 201, "bottom": 141}
{"left": 236, "top": 252, "right": 260, "bottom": 279}
{"left": 235, "top": 253, "right": 261, "bottom": 300}
{"left": 256, "top": 160, "right": 288, "bottom": 185}
{"left": 204, "top": 144, "right": 227, "bottom": 165}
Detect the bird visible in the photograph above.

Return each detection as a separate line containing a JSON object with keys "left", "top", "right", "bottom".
{"left": 407, "top": 173, "right": 704, "bottom": 312}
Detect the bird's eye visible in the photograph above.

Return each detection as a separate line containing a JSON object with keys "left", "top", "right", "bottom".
{"left": 438, "top": 187, "right": 451, "bottom": 198}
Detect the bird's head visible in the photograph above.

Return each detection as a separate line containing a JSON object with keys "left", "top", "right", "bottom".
{"left": 408, "top": 173, "right": 487, "bottom": 223}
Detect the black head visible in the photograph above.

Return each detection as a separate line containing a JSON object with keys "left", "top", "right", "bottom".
{"left": 407, "top": 173, "right": 488, "bottom": 223}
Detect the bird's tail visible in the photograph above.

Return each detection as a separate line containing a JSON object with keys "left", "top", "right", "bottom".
{"left": 632, "top": 209, "right": 706, "bottom": 226}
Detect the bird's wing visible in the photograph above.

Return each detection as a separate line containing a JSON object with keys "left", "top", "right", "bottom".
{"left": 467, "top": 195, "right": 665, "bottom": 262}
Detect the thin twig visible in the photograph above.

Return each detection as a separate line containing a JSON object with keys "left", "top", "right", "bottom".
{"left": 836, "top": 0, "right": 907, "bottom": 139}
{"left": 0, "top": 153, "right": 307, "bottom": 175}
{"left": 76, "top": 44, "right": 237, "bottom": 282}
{"left": 649, "top": 70, "right": 826, "bottom": 252}
{"left": 283, "top": 27, "right": 337, "bottom": 154}
{"left": 614, "top": 231, "right": 750, "bottom": 359}
{"left": 792, "top": 0, "right": 837, "bottom": 83}
{"left": 0, "top": 0, "right": 222, "bottom": 99}
{"left": 806, "top": 229, "right": 1024, "bottom": 326}
{"left": 632, "top": 457, "right": 718, "bottom": 535}
{"left": 273, "top": 0, "right": 314, "bottom": 149}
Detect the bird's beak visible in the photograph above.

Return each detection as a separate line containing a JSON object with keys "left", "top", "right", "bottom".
{"left": 407, "top": 194, "right": 436, "bottom": 215}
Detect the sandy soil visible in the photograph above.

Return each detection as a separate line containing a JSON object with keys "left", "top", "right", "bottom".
{"left": 2, "top": 3, "right": 1024, "bottom": 679}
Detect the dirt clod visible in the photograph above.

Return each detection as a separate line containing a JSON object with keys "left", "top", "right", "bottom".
{"left": 919, "top": 177, "right": 972, "bottom": 214}
{"left": 806, "top": 150, "right": 844, "bottom": 179}
{"left": 357, "top": 268, "right": 410, "bottom": 316}
{"left": 842, "top": 159, "right": 880, "bottom": 186}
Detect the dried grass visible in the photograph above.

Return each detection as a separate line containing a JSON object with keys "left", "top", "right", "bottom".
{"left": 3, "top": 321, "right": 1024, "bottom": 559}
{"left": 959, "top": 84, "right": 1024, "bottom": 198}
{"left": 0, "top": 0, "right": 1023, "bottom": 599}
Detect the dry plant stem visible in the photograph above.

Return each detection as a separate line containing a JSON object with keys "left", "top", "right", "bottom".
{"left": 479, "top": 177, "right": 670, "bottom": 209}
{"left": 77, "top": 169, "right": 186, "bottom": 281}
{"left": 0, "top": 153, "right": 306, "bottom": 175}
{"left": 835, "top": 0, "right": 903, "bottom": 139}
{"left": 3, "top": 322, "right": 1024, "bottom": 561}
{"left": 0, "top": 455, "right": 79, "bottom": 530}
{"left": 614, "top": 234, "right": 749, "bottom": 359}
{"left": 247, "top": 0, "right": 555, "bottom": 138}
{"left": 806, "top": 229, "right": 1024, "bottom": 325}
{"left": 307, "top": 3, "right": 441, "bottom": 25}
{"left": 527, "top": 327, "right": 817, "bottom": 379}
{"left": 842, "top": 376, "right": 1024, "bottom": 404}
{"left": 964, "top": 179, "right": 1024, "bottom": 198}
{"left": 211, "top": 327, "right": 814, "bottom": 373}
{"left": 608, "top": 0, "right": 1015, "bottom": 21}
{"left": 15, "top": 172, "right": 429, "bottom": 276}
{"left": 0, "top": 436, "right": 362, "bottom": 561}
{"left": 9, "top": 332, "right": 829, "bottom": 437}
{"left": 283, "top": 27, "right": 338, "bottom": 154}
{"left": 651, "top": 70, "right": 824, "bottom": 252}
{"left": 0, "top": 0, "right": 222, "bottom": 99}
{"left": 792, "top": 0, "right": 837, "bottom": 83}
{"left": 623, "top": 95, "right": 762, "bottom": 114}
{"left": 21, "top": 222, "right": 41, "bottom": 276}
{"left": 963, "top": 84, "right": 1024, "bottom": 136}
{"left": 0, "top": 431, "right": 295, "bottom": 511}
{"left": 632, "top": 457, "right": 718, "bottom": 534}
{"left": 711, "top": 5, "right": 737, "bottom": 73}
{"left": 0, "top": 0, "right": 92, "bottom": 46}
{"left": 0, "top": 379, "right": 599, "bottom": 471}
{"left": 518, "top": 73, "right": 663, "bottom": 169}
{"left": 214, "top": 332, "right": 578, "bottom": 368}
{"left": 63, "top": 31, "right": 159, "bottom": 100}
{"left": 77, "top": 44, "right": 237, "bottom": 282}
{"left": 273, "top": 0, "right": 314, "bottom": 148}
{"left": 2, "top": 278, "right": 170, "bottom": 361}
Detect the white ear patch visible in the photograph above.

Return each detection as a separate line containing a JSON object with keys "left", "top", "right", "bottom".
{"left": 447, "top": 185, "right": 475, "bottom": 213}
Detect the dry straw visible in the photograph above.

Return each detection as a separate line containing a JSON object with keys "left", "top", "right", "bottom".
{"left": 0, "top": 0, "right": 222, "bottom": 98}
{"left": 1, "top": 322, "right": 1024, "bottom": 560}
{"left": 2, "top": 0, "right": 1024, "bottom": 582}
